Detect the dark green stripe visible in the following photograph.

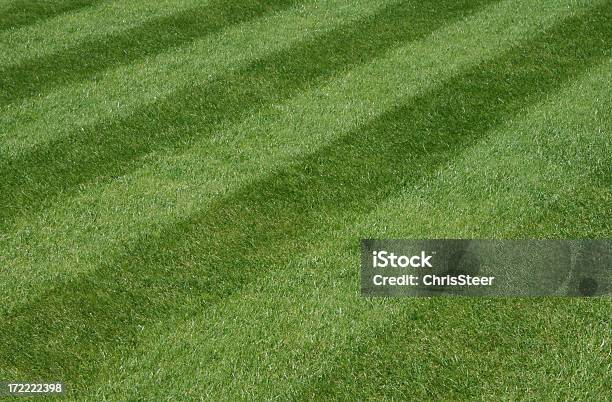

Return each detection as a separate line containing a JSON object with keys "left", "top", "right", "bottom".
{"left": 0, "top": 0, "right": 299, "bottom": 105}
{"left": 299, "top": 275, "right": 610, "bottom": 399}
{"left": 0, "top": 0, "right": 101, "bottom": 32}
{"left": 0, "top": 0, "right": 493, "bottom": 227}
{"left": 0, "top": 5, "right": 608, "bottom": 392}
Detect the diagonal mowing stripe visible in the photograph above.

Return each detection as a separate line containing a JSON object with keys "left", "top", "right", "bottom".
{"left": 0, "top": 0, "right": 300, "bottom": 106}
{"left": 289, "top": 64, "right": 611, "bottom": 401}
{"left": 0, "top": 0, "right": 384, "bottom": 152}
{"left": 0, "top": 0, "right": 494, "bottom": 227}
{"left": 0, "top": 0, "right": 103, "bottom": 32}
{"left": 0, "top": 0, "right": 592, "bottom": 320}
{"left": 0, "top": 0, "right": 218, "bottom": 65}
{"left": 106, "top": 62, "right": 611, "bottom": 400}
{"left": 0, "top": 6, "right": 608, "bottom": 392}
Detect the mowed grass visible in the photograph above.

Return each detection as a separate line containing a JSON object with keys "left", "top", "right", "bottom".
{"left": 0, "top": 0, "right": 610, "bottom": 399}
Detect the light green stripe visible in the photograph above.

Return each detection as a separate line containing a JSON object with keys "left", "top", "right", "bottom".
{"left": 0, "top": 0, "right": 212, "bottom": 65}
{"left": 0, "top": 0, "right": 391, "bottom": 154}
{"left": 87, "top": 59, "right": 611, "bottom": 400}
{"left": 0, "top": 0, "right": 600, "bottom": 313}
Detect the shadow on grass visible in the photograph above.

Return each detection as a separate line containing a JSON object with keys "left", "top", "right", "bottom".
{"left": 0, "top": 5, "right": 609, "bottom": 389}
{"left": 0, "top": 0, "right": 493, "bottom": 226}
{"left": 0, "top": 0, "right": 101, "bottom": 33}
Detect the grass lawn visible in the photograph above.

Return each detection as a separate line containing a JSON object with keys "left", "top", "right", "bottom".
{"left": 0, "top": 0, "right": 610, "bottom": 399}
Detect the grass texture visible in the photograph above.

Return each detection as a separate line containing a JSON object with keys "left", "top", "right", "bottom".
{"left": 0, "top": 0, "right": 610, "bottom": 399}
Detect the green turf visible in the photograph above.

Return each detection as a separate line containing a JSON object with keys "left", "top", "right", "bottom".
{"left": 0, "top": 0, "right": 610, "bottom": 399}
{"left": 0, "top": 0, "right": 99, "bottom": 32}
